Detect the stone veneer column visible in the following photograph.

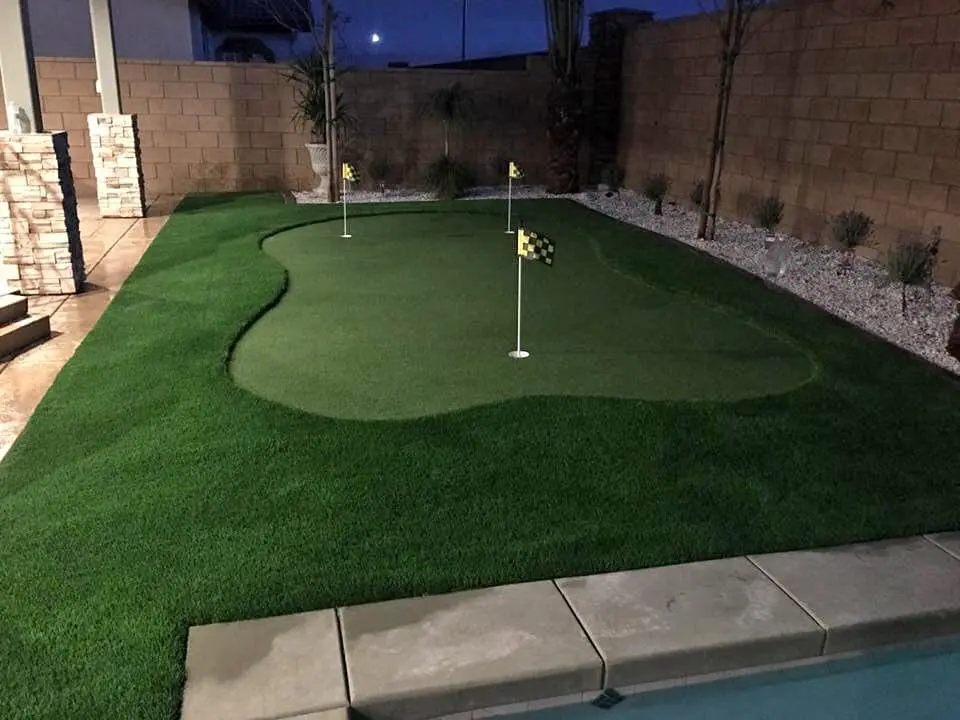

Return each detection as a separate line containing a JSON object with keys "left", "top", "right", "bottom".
{"left": 87, "top": 113, "right": 146, "bottom": 218}
{"left": 0, "top": 131, "right": 86, "bottom": 295}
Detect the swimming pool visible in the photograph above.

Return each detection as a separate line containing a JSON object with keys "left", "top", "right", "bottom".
{"left": 498, "top": 638, "right": 960, "bottom": 720}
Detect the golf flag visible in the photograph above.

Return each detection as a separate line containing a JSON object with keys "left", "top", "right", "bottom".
{"left": 517, "top": 227, "right": 555, "bottom": 267}
{"left": 340, "top": 163, "right": 356, "bottom": 238}
{"left": 509, "top": 161, "right": 523, "bottom": 179}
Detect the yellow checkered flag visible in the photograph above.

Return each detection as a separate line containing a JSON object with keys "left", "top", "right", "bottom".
{"left": 508, "top": 161, "right": 523, "bottom": 179}
{"left": 517, "top": 226, "right": 555, "bottom": 267}
{"left": 509, "top": 224, "right": 555, "bottom": 359}
{"left": 342, "top": 163, "right": 357, "bottom": 182}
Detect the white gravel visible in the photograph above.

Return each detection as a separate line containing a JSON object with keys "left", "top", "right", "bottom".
{"left": 294, "top": 184, "right": 960, "bottom": 376}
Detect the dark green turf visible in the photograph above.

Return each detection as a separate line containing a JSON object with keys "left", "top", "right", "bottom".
{"left": 231, "top": 213, "right": 815, "bottom": 419}
{"left": 0, "top": 193, "right": 958, "bottom": 720}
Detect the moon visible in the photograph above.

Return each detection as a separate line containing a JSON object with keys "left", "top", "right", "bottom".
{"left": 370, "top": 32, "right": 381, "bottom": 44}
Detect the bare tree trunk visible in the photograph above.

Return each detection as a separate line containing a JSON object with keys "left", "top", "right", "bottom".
{"left": 705, "top": 59, "right": 734, "bottom": 241}
{"left": 699, "top": 65, "right": 728, "bottom": 239}
{"left": 697, "top": 0, "right": 735, "bottom": 239}
{"left": 324, "top": 0, "right": 340, "bottom": 203}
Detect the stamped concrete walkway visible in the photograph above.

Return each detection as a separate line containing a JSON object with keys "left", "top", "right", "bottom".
{"left": 182, "top": 533, "right": 960, "bottom": 720}
{"left": 0, "top": 195, "right": 179, "bottom": 461}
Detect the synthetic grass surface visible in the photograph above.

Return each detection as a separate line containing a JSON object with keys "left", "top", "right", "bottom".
{"left": 0, "top": 193, "right": 958, "bottom": 720}
{"left": 231, "top": 212, "right": 815, "bottom": 419}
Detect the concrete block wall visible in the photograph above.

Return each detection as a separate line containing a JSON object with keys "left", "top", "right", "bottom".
{"left": 618, "top": 0, "right": 960, "bottom": 283}
{"left": 0, "top": 58, "right": 556, "bottom": 199}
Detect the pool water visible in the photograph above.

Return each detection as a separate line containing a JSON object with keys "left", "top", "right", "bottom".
{"left": 507, "top": 638, "right": 960, "bottom": 720}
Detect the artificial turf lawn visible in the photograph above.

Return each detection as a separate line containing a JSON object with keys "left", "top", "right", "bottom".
{"left": 0, "top": 193, "right": 958, "bottom": 720}
{"left": 231, "top": 212, "right": 815, "bottom": 419}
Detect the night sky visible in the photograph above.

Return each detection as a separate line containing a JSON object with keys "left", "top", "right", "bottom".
{"left": 331, "top": 0, "right": 703, "bottom": 67}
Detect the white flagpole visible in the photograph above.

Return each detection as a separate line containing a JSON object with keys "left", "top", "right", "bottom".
{"left": 508, "top": 254, "right": 529, "bottom": 359}
{"left": 505, "top": 174, "right": 513, "bottom": 234}
{"left": 341, "top": 172, "right": 351, "bottom": 238}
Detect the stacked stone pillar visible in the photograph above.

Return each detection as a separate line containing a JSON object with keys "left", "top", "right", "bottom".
{"left": 87, "top": 114, "right": 146, "bottom": 218}
{"left": 0, "top": 131, "right": 86, "bottom": 294}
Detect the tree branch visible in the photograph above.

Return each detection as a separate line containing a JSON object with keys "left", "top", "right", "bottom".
{"left": 698, "top": 0, "right": 731, "bottom": 40}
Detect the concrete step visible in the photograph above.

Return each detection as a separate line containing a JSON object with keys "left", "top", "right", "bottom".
{"left": 0, "top": 315, "right": 51, "bottom": 359}
{"left": 0, "top": 294, "right": 28, "bottom": 327}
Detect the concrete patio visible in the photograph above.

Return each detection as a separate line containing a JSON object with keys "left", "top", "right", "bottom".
{"left": 181, "top": 533, "right": 960, "bottom": 720}
{"left": 0, "top": 194, "right": 178, "bottom": 461}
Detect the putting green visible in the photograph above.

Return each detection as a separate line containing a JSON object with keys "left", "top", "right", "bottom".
{"left": 230, "top": 210, "right": 816, "bottom": 420}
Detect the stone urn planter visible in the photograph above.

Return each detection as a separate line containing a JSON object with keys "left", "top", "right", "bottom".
{"left": 305, "top": 142, "right": 331, "bottom": 202}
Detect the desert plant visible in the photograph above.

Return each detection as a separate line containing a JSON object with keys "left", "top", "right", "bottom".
{"left": 425, "top": 154, "right": 475, "bottom": 200}
{"left": 753, "top": 195, "right": 784, "bottom": 233}
{"left": 885, "top": 228, "right": 941, "bottom": 315}
{"left": 600, "top": 163, "right": 625, "bottom": 194}
{"left": 832, "top": 210, "right": 874, "bottom": 249}
{"left": 286, "top": 52, "right": 356, "bottom": 144}
{"left": 831, "top": 210, "right": 874, "bottom": 275}
{"left": 366, "top": 152, "right": 391, "bottom": 193}
{"left": 642, "top": 172, "right": 671, "bottom": 215}
{"left": 691, "top": 179, "right": 721, "bottom": 210}
{"left": 419, "top": 82, "right": 475, "bottom": 157}
{"left": 490, "top": 153, "right": 511, "bottom": 180}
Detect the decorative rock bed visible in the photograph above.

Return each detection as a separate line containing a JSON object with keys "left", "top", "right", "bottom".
{"left": 293, "top": 185, "right": 960, "bottom": 377}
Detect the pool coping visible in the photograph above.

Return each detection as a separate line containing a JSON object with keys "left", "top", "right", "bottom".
{"left": 180, "top": 532, "right": 960, "bottom": 720}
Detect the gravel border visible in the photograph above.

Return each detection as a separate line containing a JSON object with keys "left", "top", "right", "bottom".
{"left": 293, "top": 185, "right": 960, "bottom": 376}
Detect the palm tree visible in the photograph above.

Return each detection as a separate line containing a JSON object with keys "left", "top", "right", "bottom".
{"left": 544, "top": 0, "right": 585, "bottom": 194}
{"left": 420, "top": 82, "right": 475, "bottom": 157}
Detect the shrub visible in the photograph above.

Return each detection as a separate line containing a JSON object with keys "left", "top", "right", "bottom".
{"left": 885, "top": 228, "right": 941, "bottom": 315}
{"left": 831, "top": 210, "right": 874, "bottom": 250}
{"left": 600, "top": 163, "right": 625, "bottom": 193}
{"left": 832, "top": 210, "right": 875, "bottom": 275}
{"left": 753, "top": 195, "right": 784, "bottom": 233}
{"left": 642, "top": 172, "right": 671, "bottom": 215}
{"left": 366, "top": 152, "right": 391, "bottom": 193}
{"left": 491, "top": 153, "right": 510, "bottom": 180}
{"left": 425, "top": 154, "right": 475, "bottom": 200}
{"left": 691, "top": 179, "right": 721, "bottom": 210}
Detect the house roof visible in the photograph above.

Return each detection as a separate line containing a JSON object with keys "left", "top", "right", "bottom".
{"left": 195, "top": 0, "right": 314, "bottom": 33}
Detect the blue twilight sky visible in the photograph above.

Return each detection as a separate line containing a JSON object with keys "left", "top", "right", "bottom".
{"left": 328, "top": 0, "right": 703, "bottom": 67}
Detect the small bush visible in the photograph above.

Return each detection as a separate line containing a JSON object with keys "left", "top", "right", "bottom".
{"left": 366, "top": 153, "right": 391, "bottom": 192}
{"left": 753, "top": 195, "right": 784, "bottom": 232}
{"left": 490, "top": 153, "right": 510, "bottom": 180}
{"left": 831, "top": 210, "right": 874, "bottom": 250}
{"left": 691, "top": 180, "right": 706, "bottom": 208}
{"left": 642, "top": 172, "right": 671, "bottom": 215}
{"left": 600, "top": 163, "right": 625, "bottom": 192}
{"left": 885, "top": 228, "right": 941, "bottom": 315}
{"left": 425, "top": 154, "right": 475, "bottom": 200}
{"left": 691, "top": 179, "right": 721, "bottom": 210}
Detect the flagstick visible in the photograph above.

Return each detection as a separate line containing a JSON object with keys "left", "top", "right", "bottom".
{"left": 505, "top": 174, "right": 513, "bottom": 234}
{"left": 508, "top": 255, "right": 529, "bottom": 359}
{"left": 340, "top": 173, "right": 352, "bottom": 238}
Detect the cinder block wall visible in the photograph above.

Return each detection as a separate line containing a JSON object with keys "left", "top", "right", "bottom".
{"left": 618, "top": 0, "right": 960, "bottom": 283}
{"left": 0, "top": 57, "right": 556, "bottom": 199}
